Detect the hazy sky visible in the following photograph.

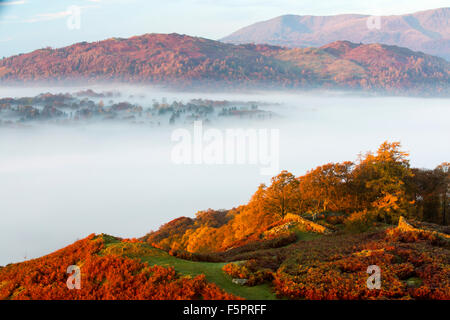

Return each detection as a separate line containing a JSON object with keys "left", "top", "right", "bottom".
{"left": 0, "top": 0, "right": 448, "bottom": 57}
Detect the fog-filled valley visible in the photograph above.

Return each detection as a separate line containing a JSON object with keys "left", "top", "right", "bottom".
{"left": 0, "top": 86, "right": 449, "bottom": 265}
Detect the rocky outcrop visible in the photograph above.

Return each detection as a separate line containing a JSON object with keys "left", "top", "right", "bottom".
{"left": 395, "top": 216, "right": 450, "bottom": 239}
{"left": 283, "top": 213, "right": 332, "bottom": 234}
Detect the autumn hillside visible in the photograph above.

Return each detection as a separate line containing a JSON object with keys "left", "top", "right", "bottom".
{"left": 137, "top": 142, "right": 450, "bottom": 300}
{"left": 0, "top": 234, "right": 241, "bottom": 300}
{"left": 1, "top": 142, "right": 448, "bottom": 300}
{"left": 144, "top": 142, "right": 449, "bottom": 255}
{"left": 0, "top": 33, "right": 449, "bottom": 94}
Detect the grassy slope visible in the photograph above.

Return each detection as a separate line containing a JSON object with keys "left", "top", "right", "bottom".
{"left": 100, "top": 230, "right": 325, "bottom": 300}
{"left": 102, "top": 238, "right": 277, "bottom": 300}
{"left": 143, "top": 256, "right": 276, "bottom": 300}
{"left": 142, "top": 230, "right": 322, "bottom": 299}
{"left": 293, "top": 230, "right": 322, "bottom": 242}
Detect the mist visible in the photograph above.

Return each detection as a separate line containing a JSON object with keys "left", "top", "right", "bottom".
{"left": 0, "top": 86, "right": 449, "bottom": 265}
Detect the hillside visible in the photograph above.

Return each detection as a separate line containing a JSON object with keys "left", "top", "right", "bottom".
{"left": 0, "top": 33, "right": 449, "bottom": 94}
{"left": 1, "top": 142, "right": 448, "bottom": 300}
{"left": 2, "top": 220, "right": 448, "bottom": 300}
{"left": 221, "top": 7, "right": 450, "bottom": 61}
{"left": 0, "top": 234, "right": 243, "bottom": 300}
{"left": 0, "top": 33, "right": 302, "bottom": 87}
{"left": 142, "top": 142, "right": 449, "bottom": 255}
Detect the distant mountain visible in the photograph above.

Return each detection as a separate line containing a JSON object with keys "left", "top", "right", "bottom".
{"left": 221, "top": 8, "right": 450, "bottom": 61}
{"left": 0, "top": 33, "right": 449, "bottom": 94}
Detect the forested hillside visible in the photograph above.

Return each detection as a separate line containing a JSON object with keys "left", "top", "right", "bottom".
{"left": 0, "top": 34, "right": 448, "bottom": 94}
{"left": 144, "top": 142, "right": 449, "bottom": 253}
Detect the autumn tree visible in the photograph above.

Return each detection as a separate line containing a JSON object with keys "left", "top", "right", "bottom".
{"left": 413, "top": 163, "right": 450, "bottom": 225}
{"left": 436, "top": 162, "right": 449, "bottom": 225}
{"left": 260, "top": 171, "right": 300, "bottom": 219}
{"left": 298, "top": 162, "right": 355, "bottom": 214}
{"left": 352, "top": 141, "right": 414, "bottom": 223}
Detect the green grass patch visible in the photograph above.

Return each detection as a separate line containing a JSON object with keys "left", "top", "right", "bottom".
{"left": 145, "top": 255, "right": 276, "bottom": 300}
{"left": 293, "top": 230, "right": 322, "bottom": 242}
{"left": 105, "top": 241, "right": 276, "bottom": 300}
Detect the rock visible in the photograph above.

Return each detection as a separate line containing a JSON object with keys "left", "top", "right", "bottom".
{"left": 398, "top": 216, "right": 416, "bottom": 232}
{"left": 232, "top": 278, "right": 248, "bottom": 285}
{"left": 395, "top": 216, "right": 450, "bottom": 239}
{"left": 406, "top": 277, "right": 423, "bottom": 288}
{"left": 284, "top": 213, "right": 332, "bottom": 234}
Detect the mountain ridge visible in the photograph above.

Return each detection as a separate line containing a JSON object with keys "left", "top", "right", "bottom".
{"left": 221, "top": 7, "right": 450, "bottom": 61}
{"left": 0, "top": 33, "right": 449, "bottom": 94}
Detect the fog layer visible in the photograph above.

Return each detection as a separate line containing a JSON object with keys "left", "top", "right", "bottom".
{"left": 0, "top": 87, "right": 449, "bottom": 265}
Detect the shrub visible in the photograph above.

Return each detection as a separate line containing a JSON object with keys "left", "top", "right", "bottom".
{"left": 222, "top": 260, "right": 273, "bottom": 286}
{"left": 326, "top": 215, "right": 345, "bottom": 225}
{"left": 344, "top": 210, "right": 375, "bottom": 233}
